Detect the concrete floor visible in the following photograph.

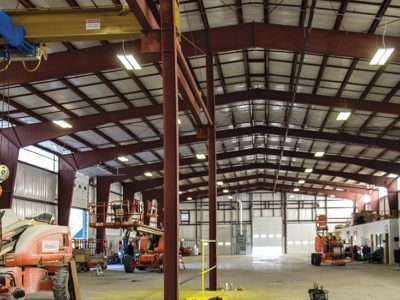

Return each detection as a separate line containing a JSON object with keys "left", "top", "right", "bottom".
{"left": 27, "top": 254, "right": 400, "bottom": 299}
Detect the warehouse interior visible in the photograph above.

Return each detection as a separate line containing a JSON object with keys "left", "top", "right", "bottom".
{"left": 1, "top": 0, "right": 400, "bottom": 299}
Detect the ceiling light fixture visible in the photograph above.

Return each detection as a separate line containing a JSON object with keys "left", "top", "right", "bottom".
{"left": 196, "top": 154, "right": 206, "bottom": 160}
{"left": 298, "top": 179, "right": 305, "bottom": 184}
{"left": 370, "top": 48, "right": 394, "bottom": 65}
{"left": 304, "top": 168, "right": 313, "bottom": 173}
{"left": 187, "top": 197, "right": 192, "bottom": 201}
{"left": 178, "top": 118, "right": 182, "bottom": 125}
{"left": 314, "top": 152, "right": 325, "bottom": 157}
{"left": 227, "top": 196, "right": 233, "bottom": 199}
{"left": 387, "top": 173, "right": 398, "bottom": 178}
{"left": 223, "top": 189, "right": 229, "bottom": 193}
{"left": 293, "top": 188, "right": 300, "bottom": 192}
{"left": 336, "top": 111, "right": 351, "bottom": 121}
{"left": 179, "top": 191, "right": 183, "bottom": 195}
{"left": 144, "top": 172, "right": 153, "bottom": 177}
{"left": 53, "top": 120, "right": 72, "bottom": 129}
{"left": 217, "top": 181, "right": 224, "bottom": 186}
{"left": 117, "top": 156, "right": 129, "bottom": 162}
{"left": 330, "top": 194, "right": 336, "bottom": 198}
{"left": 117, "top": 54, "right": 141, "bottom": 70}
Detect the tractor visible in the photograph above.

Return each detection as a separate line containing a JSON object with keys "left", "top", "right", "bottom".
{"left": 0, "top": 209, "right": 78, "bottom": 299}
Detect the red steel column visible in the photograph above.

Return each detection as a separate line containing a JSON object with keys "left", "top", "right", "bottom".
{"left": 96, "top": 176, "right": 111, "bottom": 244}
{"left": 207, "top": 53, "right": 217, "bottom": 290}
{"left": 0, "top": 138, "right": 19, "bottom": 209}
{"left": 161, "top": 0, "right": 180, "bottom": 299}
{"left": 57, "top": 158, "right": 76, "bottom": 225}
{"left": 387, "top": 180, "right": 399, "bottom": 216}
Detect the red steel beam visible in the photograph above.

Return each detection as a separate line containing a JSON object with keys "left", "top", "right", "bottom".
{"left": 181, "top": 182, "right": 360, "bottom": 201}
{"left": 124, "top": 172, "right": 372, "bottom": 195}
{"left": 60, "top": 127, "right": 400, "bottom": 171}
{"left": 207, "top": 53, "right": 217, "bottom": 291}
{"left": 160, "top": 0, "right": 180, "bottom": 299}
{"left": 6, "top": 23, "right": 400, "bottom": 85}
{"left": 100, "top": 155, "right": 389, "bottom": 186}
{"left": 3, "top": 88, "right": 399, "bottom": 149}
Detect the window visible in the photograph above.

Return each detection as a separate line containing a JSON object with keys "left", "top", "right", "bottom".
{"left": 19, "top": 146, "right": 59, "bottom": 172}
{"left": 180, "top": 210, "right": 190, "bottom": 224}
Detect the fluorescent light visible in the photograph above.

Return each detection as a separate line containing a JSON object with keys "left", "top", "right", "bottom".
{"left": 227, "top": 196, "right": 233, "bottom": 199}
{"left": 330, "top": 194, "right": 336, "bottom": 198}
{"left": 144, "top": 172, "right": 153, "bottom": 177}
{"left": 187, "top": 197, "right": 192, "bottom": 200}
{"left": 223, "top": 189, "right": 229, "bottom": 193}
{"left": 337, "top": 111, "right": 351, "bottom": 121}
{"left": 387, "top": 173, "right": 398, "bottom": 178}
{"left": 314, "top": 152, "right": 325, "bottom": 157}
{"left": 117, "top": 54, "right": 141, "bottom": 70}
{"left": 217, "top": 181, "right": 224, "bottom": 186}
{"left": 304, "top": 168, "right": 313, "bottom": 173}
{"left": 52, "top": 120, "right": 72, "bottom": 129}
{"left": 370, "top": 48, "right": 394, "bottom": 65}
{"left": 298, "top": 179, "right": 305, "bottom": 184}
{"left": 293, "top": 188, "right": 300, "bottom": 192}
{"left": 196, "top": 153, "right": 206, "bottom": 160}
{"left": 117, "top": 156, "right": 128, "bottom": 162}
{"left": 179, "top": 191, "right": 183, "bottom": 195}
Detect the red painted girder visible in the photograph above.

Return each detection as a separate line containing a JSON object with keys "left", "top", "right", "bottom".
{"left": 99, "top": 156, "right": 389, "bottom": 186}
{"left": 126, "top": 173, "right": 371, "bottom": 195}
{"left": 4, "top": 93, "right": 399, "bottom": 150}
{"left": 146, "top": 182, "right": 364, "bottom": 202}
{"left": 6, "top": 23, "right": 400, "bottom": 85}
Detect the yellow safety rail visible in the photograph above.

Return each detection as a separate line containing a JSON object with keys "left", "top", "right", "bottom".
{"left": 201, "top": 239, "right": 217, "bottom": 300}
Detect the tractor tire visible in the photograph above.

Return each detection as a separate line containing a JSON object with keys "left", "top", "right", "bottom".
{"left": 53, "top": 268, "right": 71, "bottom": 300}
{"left": 124, "top": 255, "right": 134, "bottom": 273}
{"left": 311, "top": 253, "right": 315, "bottom": 266}
{"left": 314, "top": 253, "right": 322, "bottom": 266}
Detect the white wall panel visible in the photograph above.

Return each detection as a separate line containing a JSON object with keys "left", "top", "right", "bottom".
{"left": 12, "top": 198, "right": 56, "bottom": 220}
{"left": 287, "top": 223, "right": 315, "bottom": 254}
{"left": 14, "top": 163, "right": 56, "bottom": 203}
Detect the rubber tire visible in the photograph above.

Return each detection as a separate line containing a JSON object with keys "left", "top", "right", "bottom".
{"left": 124, "top": 255, "right": 134, "bottom": 273}
{"left": 311, "top": 253, "right": 315, "bottom": 265}
{"left": 77, "top": 263, "right": 87, "bottom": 273}
{"left": 53, "top": 268, "right": 71, "bottom": 300}
{"left": 314, "top": 253, "right": 322, "bottom": 266}
{"left": 84, "top": 264, "right": 90, "bottom": 272}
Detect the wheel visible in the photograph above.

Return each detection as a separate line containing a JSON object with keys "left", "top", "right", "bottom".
{"left": 84, "top": 264, "right": 90, "bottom": 272}
{"left": 311, "top": 253, "right": 315, "bottom": 265}
{"left": 314, "top": 253, "right": 322, "bottom": 266}
{"left": 77, "top": 263, "right": 87, "bottom": 273}
{"left": 53, "top": 268, "right": 71, "bottom": 300}
{"left": 124, "top": 255, "right": 135, "bottom": 273}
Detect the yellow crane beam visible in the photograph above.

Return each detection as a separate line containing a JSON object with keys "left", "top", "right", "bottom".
{"left": 2, "top": 4, "right": 142, "bottom": 43}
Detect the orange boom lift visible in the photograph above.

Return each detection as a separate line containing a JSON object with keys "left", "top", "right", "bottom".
{"left": 311, "top": 215, "right": 351, "bottom": 266}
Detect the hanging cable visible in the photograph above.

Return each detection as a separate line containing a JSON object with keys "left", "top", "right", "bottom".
{"left": 0, "top": 61, "right": 11, "bottom": 72}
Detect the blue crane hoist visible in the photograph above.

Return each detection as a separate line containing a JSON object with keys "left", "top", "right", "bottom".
{"left": 0, "top": 10, "right": 40, "bottom": 61}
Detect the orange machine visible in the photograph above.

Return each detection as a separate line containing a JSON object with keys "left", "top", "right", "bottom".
{"left": 0, "top": 210, "right": 74, "bottom": 299}
{"left": 124, "top": 234, "right": 165, "bottom": 273}
{"left": 89, "top": 199, "right": 165, "bottom": 273}
{"left": 311, "top": 215, "right": 351, "bottom": 266}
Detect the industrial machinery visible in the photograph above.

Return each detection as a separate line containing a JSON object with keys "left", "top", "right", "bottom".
{"left": 0, "top": 209, "right": 77, "bottom": 300}
{"left": 311, "top": 215, "right": 351, "bottom": 266}
{"left": 89, "top": 199, "right": 165, "bottom": 273}
{"left": 308, "top": 283, "right": 328, "bottom": 300}
{"left": 72, "top": 239, "right": 107, "bottom": 273}
{"left": 124, "top": 234, "right": 165, "bottom": 273}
